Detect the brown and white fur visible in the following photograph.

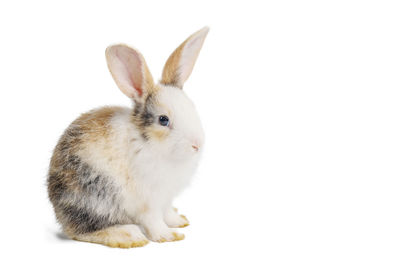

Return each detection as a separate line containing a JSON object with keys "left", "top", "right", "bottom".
{"left": 47, "top": 27, "right": 208, "bottom": 248}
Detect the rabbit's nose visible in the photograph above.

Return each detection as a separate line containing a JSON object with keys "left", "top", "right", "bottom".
{"left": 192, "top": 144, "right": 199, "bottom": 152}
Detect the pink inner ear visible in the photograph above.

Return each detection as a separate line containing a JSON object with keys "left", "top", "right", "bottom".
{"left": 113, "top": 46, "right": 144, "bottom": 97}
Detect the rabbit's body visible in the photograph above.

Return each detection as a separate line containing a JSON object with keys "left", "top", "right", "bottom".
{"left": 47, "top": 28, "right": 208, "bottom": 248}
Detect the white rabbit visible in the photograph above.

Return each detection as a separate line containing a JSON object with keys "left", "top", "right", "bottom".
{"left": 47, "top": 27, "right": 209, "bottom": 248}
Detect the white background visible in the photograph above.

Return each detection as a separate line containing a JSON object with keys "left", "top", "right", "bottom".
{"left": 0, "top": 0, "right": 399, "bottom": 266}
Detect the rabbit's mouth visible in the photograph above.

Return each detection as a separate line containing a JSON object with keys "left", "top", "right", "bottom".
{"left": 191, "top": 145, "right": 199, "bottom": 152}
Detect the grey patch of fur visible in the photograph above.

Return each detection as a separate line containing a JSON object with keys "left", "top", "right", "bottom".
{"left": 48, "top": 125, "right": 130, "bottom": 235}
{"left": 132, "top": 95, "right": 156, "bottom": 140}
{"left": 49, "top": 156, "right": 129, "bottom": 234}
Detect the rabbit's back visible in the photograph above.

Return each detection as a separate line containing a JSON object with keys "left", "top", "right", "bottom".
{"left": 47, "top": 106, "right": 132, "bottom": 236}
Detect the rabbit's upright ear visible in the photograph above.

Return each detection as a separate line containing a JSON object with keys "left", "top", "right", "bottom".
{"left": 161, "top": 27, "right": 209, "bottom": 89}
{"left": 106, "top": 44, "right": 155, "bottom": 99}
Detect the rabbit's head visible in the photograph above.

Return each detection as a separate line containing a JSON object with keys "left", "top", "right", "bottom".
{"left": 105, "top": 27, "right": 209, "bottom": 159}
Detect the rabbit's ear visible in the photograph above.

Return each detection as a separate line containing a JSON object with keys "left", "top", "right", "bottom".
{"left": 161, "top": 27, "right": 209, "bottom": 89}
{"left": 106, "top": 44, "right": 155, "bottom": 99}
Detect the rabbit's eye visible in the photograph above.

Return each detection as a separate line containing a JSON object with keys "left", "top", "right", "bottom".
{"left": 158, "top": 115, "right": 169, "bottom": 127}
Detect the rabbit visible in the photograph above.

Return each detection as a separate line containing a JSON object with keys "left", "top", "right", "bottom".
{"left": 47, "top": 27, "right": 209, "bottom": 248}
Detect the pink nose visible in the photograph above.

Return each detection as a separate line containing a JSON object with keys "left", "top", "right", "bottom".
{"left": 192, "top": 144, "right": 199, "bottom": 152}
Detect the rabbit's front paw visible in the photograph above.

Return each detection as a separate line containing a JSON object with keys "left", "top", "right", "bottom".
{"left": 165, "top": 209, "right": 189, "bottom": 228}
{"left": 146, "top": 227, "right": 185, "bottom": 243}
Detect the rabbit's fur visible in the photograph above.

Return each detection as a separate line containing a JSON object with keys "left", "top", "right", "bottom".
{"left": 47, "top": 27, "right": 208, "bottom": 248}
